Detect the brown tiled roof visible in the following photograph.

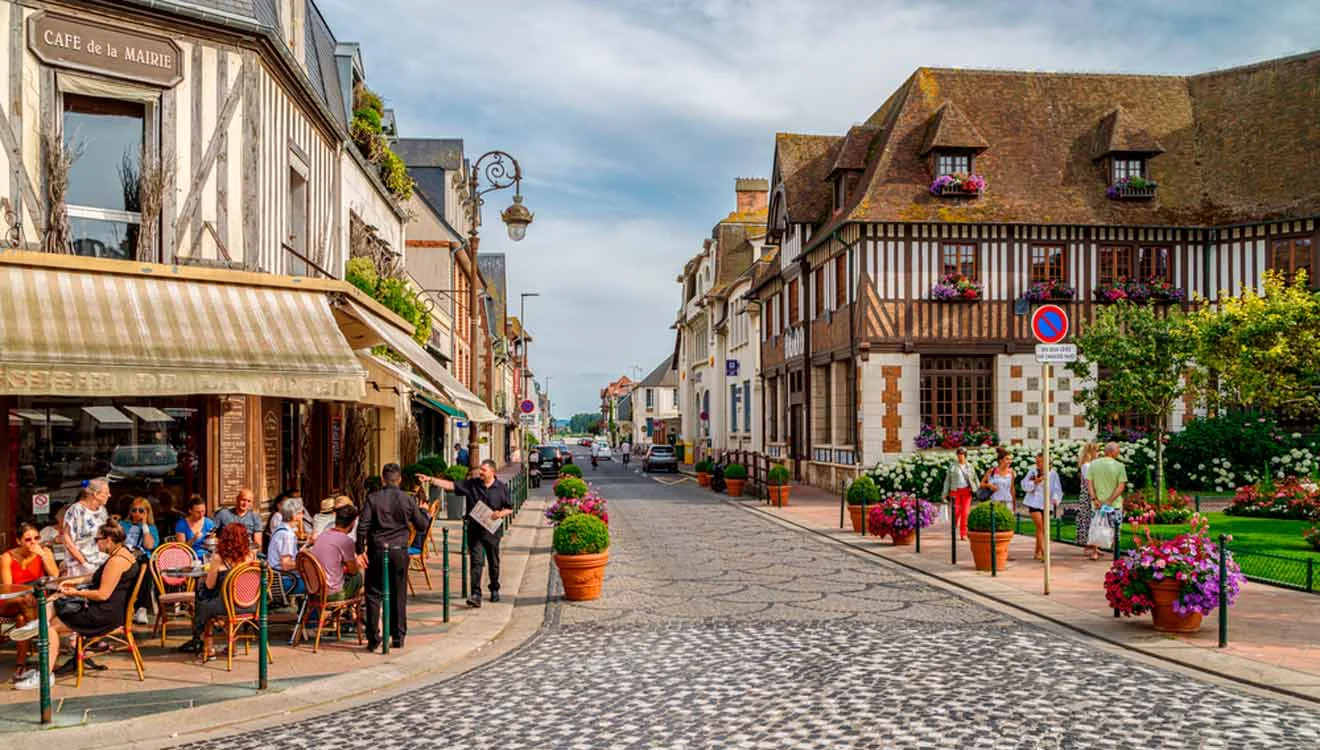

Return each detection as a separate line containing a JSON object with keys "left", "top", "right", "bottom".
{"left": 794, "top": 51, "right": 1320, "bottom": 241}
{"left": 773, "top": 133, "right": 841, "bottom": 223}
{"left": 1091, "top": 106, "right": 1164, "bottom": 158}
{"left": 831, "top": 126, "right": 880, "bottom": 175}
{"left": 746, "top": 247, "right": 781, "bottom": 294}
{"left": 918, "top": 101, "right": 988, "bottom": 155}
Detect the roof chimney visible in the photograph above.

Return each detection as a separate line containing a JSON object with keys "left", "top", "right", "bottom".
{"left": 735, "top": 177, "right": 769, "bottom": 214}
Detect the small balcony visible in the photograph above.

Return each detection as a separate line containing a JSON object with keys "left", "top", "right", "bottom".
{"left": 1107, "top": 177, "right": 1158, "bottom": 200}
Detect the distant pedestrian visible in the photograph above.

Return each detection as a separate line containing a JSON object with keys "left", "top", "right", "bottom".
{"left": 358, "top": 463, "right": 431, "bottom": 651}
{"left": 1022, "top": 453, "right": 1063, "bottom": 561}
{"left": 455, "top": 443, "right": 470, "bottom": 468}
{"left": 621, "top": 440, "right": 632, "bottom": 465}
{"left": 941, "top": 447, "right": 976, "bottom": 540}
{"left": 420, "top": 459, "right": 513, "bottom": 608}
{"left": 1085, "top": 442, "right": 1128, "bottom": 560}
{"left": 1073, "top": 443, "right": 1101, "bottom": 554}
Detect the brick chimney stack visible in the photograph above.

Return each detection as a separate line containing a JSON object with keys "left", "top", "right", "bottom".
{"left": 735, "top": 177, "right": 769, "bottom": 214}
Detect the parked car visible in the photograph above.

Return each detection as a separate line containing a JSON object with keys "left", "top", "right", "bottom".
{"left": 108, "top": 444, "right": 178, "bottom": 481}
{"left": 642, "top": 444, "right": 678, "bottom": 473}
{"left": 535, "top": 445, "right": 564, "bottom": 471}
{"left": 579, "top": 438, "right": 593, "bottom": 447}
{"left": 594, "top": 444, "right": 613, "bottom": 461}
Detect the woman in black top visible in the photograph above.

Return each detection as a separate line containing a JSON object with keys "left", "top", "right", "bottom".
{"left": 10, "top": 523, "right": 141, "bottom": 688}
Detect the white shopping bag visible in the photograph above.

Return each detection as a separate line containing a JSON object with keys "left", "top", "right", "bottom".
{"left": 1088, "top": 511, "right": 1114, "bottom": 550}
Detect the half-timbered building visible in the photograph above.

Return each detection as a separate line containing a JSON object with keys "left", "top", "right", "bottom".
{"left": 755, "top": 51, "right": 1320, "bottom": 488}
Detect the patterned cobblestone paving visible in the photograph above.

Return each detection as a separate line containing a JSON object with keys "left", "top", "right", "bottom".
{"left": 182, "top": 463, "right": 1320, "bottom": 749}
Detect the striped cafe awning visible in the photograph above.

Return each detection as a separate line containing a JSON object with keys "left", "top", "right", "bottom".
{"left": 0, "top": 263, "right": 366, "bottom": 400}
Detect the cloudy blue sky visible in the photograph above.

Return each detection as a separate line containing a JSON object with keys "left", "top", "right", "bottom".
{"left": 318, "top": 0, "right": 1319, "bottom": 418}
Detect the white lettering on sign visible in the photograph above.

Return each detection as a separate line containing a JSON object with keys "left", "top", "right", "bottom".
{"left": 1035, "top": 344, "right": 1078, "bottom": 364}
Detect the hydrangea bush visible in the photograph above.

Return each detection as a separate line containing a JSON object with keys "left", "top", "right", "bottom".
{"left": 1104, "top": 515, "right": 1245, "bottom": 618}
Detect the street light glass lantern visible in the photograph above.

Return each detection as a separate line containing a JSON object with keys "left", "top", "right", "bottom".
{"left": 501, "top": 193, "right": 534, "bottom": 242}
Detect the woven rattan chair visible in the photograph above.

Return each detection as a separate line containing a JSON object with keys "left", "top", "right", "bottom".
{"left": 292, "top": 551, "right": 364, "bottom": 653}
{"left": 74, "top": 562, "right": 149, "bottom": 687}
{"left": 200, "top": 562, "right": 272, "bottom": 672}
{"left": 150, "top": 542, "right": 197, "bottom": 647}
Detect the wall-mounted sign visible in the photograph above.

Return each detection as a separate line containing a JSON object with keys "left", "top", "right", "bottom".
{"left": 725, "top": 360, "right": 740, "bottom": 377}
{"left": 519, "top": 399, "right": 536, "bottom": 414}
{"left": 28, "top": 13, "right": 184, "bottom": 87}
{"left": 32, "top": 493, "right": 50, "bottom": 516}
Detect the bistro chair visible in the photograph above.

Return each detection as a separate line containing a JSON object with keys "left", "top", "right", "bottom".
{"left": 406, "top": 513, "right": 436, "bottom": 594}
{"left": 292, "top": 551, "right": 364, "bottom": 653}
{"left": 200, "top": 562, "right": 271, "bottom": 672}
{"left": 150, "top": 542, "right": 198, "bottom": 647}
{"left": 75, "top": 563, "right": 149, "bottom": 687}
{"left": 426, "top": 499, "right": 443, "bottom": 555}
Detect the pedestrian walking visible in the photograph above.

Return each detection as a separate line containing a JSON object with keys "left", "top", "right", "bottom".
{"left": 1021, "top": 453, "right": 1063, "bottom": 561}
{"left": 981, "top": 447, "right": 1017, "bottom": 560}
{"left": 455, "top": 442, "right": 470, "bottom": 468}
{"left": 420, "top": 459, "right": 514, "bottom": 608}
{"left": 1073, "top": 442, "right": 1100, "bottom": 555}
{"left": 941, "top": 447, "right": 976, "bottom": 540}
{"left": 357, "top": 463, "right": 431, "bottom": 651}
{"left": 1085, "top": 442, "right": 1129, "bottom": 560}
{"left": 621, "top": 440, "right": 632, "bottom": 465}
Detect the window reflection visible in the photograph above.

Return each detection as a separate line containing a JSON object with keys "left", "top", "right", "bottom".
{"left": 70, "top": 217, "right": 138, "bottom": 260}
{"left": 64, "top": 94, "right": 145, "bottom": 261}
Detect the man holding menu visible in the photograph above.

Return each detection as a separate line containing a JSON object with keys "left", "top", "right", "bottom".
{"left": 419, "top": 459, "right": 514, "bottom": 608}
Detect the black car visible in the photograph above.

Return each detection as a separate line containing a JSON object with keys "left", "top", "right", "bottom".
{"left": 534, "top": 445, "right": 564, "bottom": 471}
{"left": 642, "top": 444, "right": 678, "bottom": 473}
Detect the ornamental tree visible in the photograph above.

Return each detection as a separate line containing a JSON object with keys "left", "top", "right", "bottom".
{"left": 1068, "top": 302, "right": 1198, "bottom": 500}
{"left": 1188, "top": 270, "right": 1320, "bottom": 419}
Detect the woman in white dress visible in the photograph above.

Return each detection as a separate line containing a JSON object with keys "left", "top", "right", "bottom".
{"left": 981, "top": 446, "right": 1016, "bottom": 510}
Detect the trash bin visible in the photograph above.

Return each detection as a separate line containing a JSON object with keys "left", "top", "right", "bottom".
{"left": 445, "top": 490, "right": 466, "bottom": 521}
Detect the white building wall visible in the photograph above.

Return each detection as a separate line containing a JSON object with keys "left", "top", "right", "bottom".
{"left": 859, "top": 353, "right": 920, "bottom": 467}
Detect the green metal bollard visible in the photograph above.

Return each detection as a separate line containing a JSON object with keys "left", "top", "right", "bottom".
{"left": 1218, "top": 533, "right": 1229, "bottom": 648}
{"left": 950, "top": 499, "right": 958, "bottom": 566}
{"left": 258, "top": 562, "right": 269, "bottom": 690}
{"left": 1112, "top": 513, "right": 1122, "bottom": 618}
{"left": 461, "top": 523, "right": 469, "bottom": 599}
{"left": 839, "top": 489, "right": 845, "bottom": 529}
{"left": 36, "top": 583, "right": 51, "bottom": 723}
{"left": 990, "top": 503, "right": 998, "bottom": 577}
{"left": 382, "top": 544, "right": 392, "bottom": 656}
{"left": 442, "top": 528, "right": 451, "bottom": 623}
{"left": 861, "top": 499, "right": 868, "bottom": 536}
{"left": 915, "top": 500, "right": 922, "bottom": 553}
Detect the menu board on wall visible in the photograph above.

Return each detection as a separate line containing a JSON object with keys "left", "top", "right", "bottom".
{"left": 218, "top": 397, "right": 247, "bottom": 505}
{"left": 262, "top": 404, "right": 281, "bottom": 501}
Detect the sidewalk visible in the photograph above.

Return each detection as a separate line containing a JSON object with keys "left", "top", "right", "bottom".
{"left": 740, "top": 482, "right": 1320, "bottom": 702}
{"left": 0, "top": 483, "right": 551, "bottom": 744}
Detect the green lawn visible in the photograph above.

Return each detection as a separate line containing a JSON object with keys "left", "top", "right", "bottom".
{"left": 1012, "top": 511, "right": 1320, "bottom": 591}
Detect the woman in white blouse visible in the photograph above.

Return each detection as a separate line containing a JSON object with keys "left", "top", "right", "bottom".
{"left": 1022, "top": 453, "right": 1063, "bottom": 562}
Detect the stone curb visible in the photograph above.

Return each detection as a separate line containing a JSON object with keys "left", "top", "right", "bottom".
{"left": 733, "top": 499, "right": 1320, "bottom": 706}
{"left": 7, "top": 498, "right": 554, "bottom": 748}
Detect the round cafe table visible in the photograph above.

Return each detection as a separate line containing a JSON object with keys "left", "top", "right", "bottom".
{"left": 162, "top": 566, "right": 209, "bottom": 579}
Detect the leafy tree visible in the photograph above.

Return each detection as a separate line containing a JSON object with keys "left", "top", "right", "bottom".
{"left": 569, "top": 412, "right": 599, "bottom": 435}
{"left": 1067, "top": 302, "right": 1198, "bottom": 499}
{"left": 1189, "top": 271, "right": 1320, "bottom": 418}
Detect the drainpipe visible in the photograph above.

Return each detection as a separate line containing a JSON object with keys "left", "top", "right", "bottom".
{"left": 799, "top": 254, "right": 812, "bottom": 479}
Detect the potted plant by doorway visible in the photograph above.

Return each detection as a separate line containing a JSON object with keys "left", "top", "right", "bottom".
{"left": 695, "top": 459, "right": 714, "bottom": 487}
{"left": 966, "top": 501, "right": 1015, "bottom": 571}
{"left": 846, "top": 475, "right": 881, "bottom": 533}
{"left": 553, "top": 512, "right": 610, "bottom": 601}
{"left": 767, "top": 465, "right": 792, "bottom": 507}
{"left": 724, "top": 463, "right": 748, "bottom": 497}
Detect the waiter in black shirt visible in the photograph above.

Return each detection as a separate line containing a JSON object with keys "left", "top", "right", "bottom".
{"left": 421, "top": 459, "right": 513, "bottom": 608}
{"left": 358, "top": 463, "right": 430, "bottom": 651}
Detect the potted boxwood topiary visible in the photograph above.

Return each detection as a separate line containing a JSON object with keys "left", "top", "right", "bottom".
{"left": 444, "top": 464, "right": 470, "bottom": 482}
{"left": 767, "top": 465, "right": 792, "bottom": 507}
{"left": 724, "top": 463, "right": 748, "bottom": 497}
{"left": 553, "top": 476, "right": 589, "bottom": 500}
{"left": 559, "top": 463, "right": 583, "bottom": 479}
{"left": 846, "top": 475, "right": 881, "bottom": 533}
{"left": 695, "top": 459, "right": 714, "bottom": 487}
{"left": 553, "top": 512, "right": 610, "bottom": 601}
{"left": 966, "top": 501, "right": 1015, "bottom": 571}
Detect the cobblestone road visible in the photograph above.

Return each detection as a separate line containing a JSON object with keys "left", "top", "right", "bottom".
{"left": 184, "top": 461, "right": 1320, "bottom": 749}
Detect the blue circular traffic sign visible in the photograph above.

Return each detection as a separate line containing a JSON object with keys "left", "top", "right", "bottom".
{"left": 1031, "top": 304, "right": 1069, "bottom": 344}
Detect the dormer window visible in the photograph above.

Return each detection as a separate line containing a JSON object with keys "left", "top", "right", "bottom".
{"left": 935, "top": 151, "right": 971, "bottom": 177}
{"left": 1092, "top": 107, "right": 1163, "bottom": 200}
{"left": 1112, "top": 156, "right": 1145, "bottom": 182}
{"left": 833, "top": 176, "right": 845, "bottom": 211}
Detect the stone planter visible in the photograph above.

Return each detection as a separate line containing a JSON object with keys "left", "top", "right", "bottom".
{"left": 725, "top": 479, "right": 746, "bottom": 497}
{"left": 767, "top": 484, "right": 790, "bottom": 507}
{"left": 554, "top": 551, "right": 610, "bottom": 601}
{"left": 697, "top": 472, "right": 711, "bottom": 487}
{"left": 848, "top": 504, "right": 865, "bottom": 532}
{"left": 1149, "top": 579, "right": 1203, "bottom": 633}
{"left": 967, "top": 530, "right": 1015, "bottom": 571}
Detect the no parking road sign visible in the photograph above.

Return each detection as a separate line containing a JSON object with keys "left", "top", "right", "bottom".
{"left": 1030, "top": 304, "right": 1069, "bottom": 344}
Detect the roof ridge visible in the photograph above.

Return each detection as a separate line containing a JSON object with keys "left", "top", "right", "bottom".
{"left": 1188, "top": 47, "right": 1320, "bottom": 79}
{"left": 914, "top": 65, "right": 1187, "bottom": 80}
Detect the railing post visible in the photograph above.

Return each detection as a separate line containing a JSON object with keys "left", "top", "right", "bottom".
{"left": 839, "top": 482, "right": 846, "bottom": 529}
{"left": 258, "top": 561, "right": 269, "bottom": 690}
{"left": 1194, "top": 494, "right": 1201, "bottom": 514}
{"left": 914, "top": 499, "right": 922, "bottom": 553}
{"left": 1308, "top": 559, "right": 1315, "bottom": 594}
{"left": 35, "top": 583, "right": 51, "bottom": 723}
{"left": 1112, "top": 513, "right": 1122, "bottom": 618}
{"left": 861, "top": 498, "right": 868, "bottom": 536}
{"left": 382, "top": 544, "right": 392, "bottom": 656}
{"left": 1217, "top": 533, "right": 1229, "bottom": 648}
{"left": 950, "top": 499, "right": 957, "bottom": 566}
{"left": 442, "top": 528, "right": 451, "bottom": 623}
{"left": 461, "top": 524, "right": 469, "bottom": 599}
{"left": 990, "top": 503, "right": 998, "bottom": 577}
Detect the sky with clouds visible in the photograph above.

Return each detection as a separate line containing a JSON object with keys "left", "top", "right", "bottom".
{"left": 317, "top": 0, "right": 1320, "bottom": 418}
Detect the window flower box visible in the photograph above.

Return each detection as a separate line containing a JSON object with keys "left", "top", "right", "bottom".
{"left": 931, "top": 272, "right": 983, "bottom": 302}
{"left": 914, "top": 423, "right": 999, "bottom": 450}
{"left": 1094, "top": 277, "right": 1185, "bottom": 304}
{"left": 1023, "top": 279, "right": 1076, "bottom": 302}
{"left": 930, "top": 173, "right": 986, "bottom": 197}
{"left": 1107, "top": 176, "right": 1158, "bottom": 200}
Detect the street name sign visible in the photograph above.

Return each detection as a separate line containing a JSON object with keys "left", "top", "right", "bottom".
{"left": 1035, "top": 344, "right": 1077, "bottom": 363}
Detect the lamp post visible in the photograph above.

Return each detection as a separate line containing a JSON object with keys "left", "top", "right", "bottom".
{"left": 519, "top": 291, "right": 539, "bottom": 448}
{"left": 460, "top": 150, "right": 532, "bottom": 468}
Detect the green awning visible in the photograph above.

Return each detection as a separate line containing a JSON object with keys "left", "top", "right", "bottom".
{"left": 421, "top": 396, "right": 466, "bottom": 419}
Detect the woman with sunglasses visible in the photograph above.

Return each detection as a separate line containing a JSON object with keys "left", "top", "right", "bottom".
{"left": 9, "top": 523, "right": 141, "bottom": 690}
{"left": 119, "top": 498, "right": 159, "bottom": 624}
{"left": 0, "top": 523, "right": 59, "bottom": 683}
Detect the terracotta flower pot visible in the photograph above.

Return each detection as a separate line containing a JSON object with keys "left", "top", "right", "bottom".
{"left": 725, "top": 478, "right": 746, "bottom": 497}
{"left": 848, "top": 504, "right": 865, "bottom": 532}
{"left": 891, "top": 530, "right": 915, "bottom": 546}
{"left": 554, "top": 550, "right": 610, "bottom": 601}
{"left": 768, "top": 484, "right": 790, "bottom": 507}
{"left": 696, "top": 472, "right": 711, "bottom": 487}
{"left": 967, "top": 530, "right": 1015, "bottom": 571}
{"left": 1148, "top": 578, "right": 1204, "bottom": 633}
